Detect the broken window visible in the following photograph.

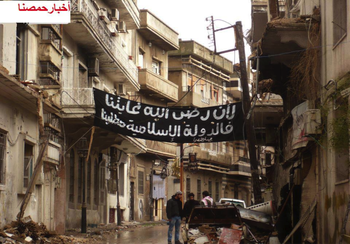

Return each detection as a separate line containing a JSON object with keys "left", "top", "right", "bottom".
{"left": 69, "top": 149, "right": 75, "bottom": 203}
{"left": 138, "top": 171, "right": 144, "bottom": 194}
{"left": 333, "top": 0, "right": 347, "bottom": 46}
{"left": 23, "top": 142, "right": 34, "bottom": 188}
{"left": 0, "top": 132, "right": 6, "bottom": 184}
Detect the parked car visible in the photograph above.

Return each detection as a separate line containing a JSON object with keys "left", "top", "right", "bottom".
{"left": 218, "top": 198, "right": 247, "bottom": 208}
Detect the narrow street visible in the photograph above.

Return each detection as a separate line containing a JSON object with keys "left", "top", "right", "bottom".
{"left": 106, "top": 225, "right": 179, "bottom": 244}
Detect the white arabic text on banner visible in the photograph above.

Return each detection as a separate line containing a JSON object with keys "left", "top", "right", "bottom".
{"left": 93, "top": 88, "right": 245, "bottom": 143}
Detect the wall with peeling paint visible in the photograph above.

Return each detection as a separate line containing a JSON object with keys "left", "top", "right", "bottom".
{"left": 0, "top": 95, "right": 41, "bottom": 227}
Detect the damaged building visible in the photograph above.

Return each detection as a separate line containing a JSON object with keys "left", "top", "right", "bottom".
{"left": 249, "top": 0, "right": 350, "bottom": 243}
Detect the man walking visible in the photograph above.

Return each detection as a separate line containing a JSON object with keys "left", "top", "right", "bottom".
{"left": 166, "top": 191, "right": 183, "bottom": 244}
{"left": 183, "top": 193, "right": 199, "bottom": 221}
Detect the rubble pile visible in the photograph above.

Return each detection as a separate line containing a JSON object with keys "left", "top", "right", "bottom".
{"left": 0, "top": 216, "right": 90, "bottom": 244}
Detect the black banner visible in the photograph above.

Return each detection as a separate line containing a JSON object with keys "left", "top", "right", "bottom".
{"left": 93, "top": 88, "right": 245, "bottom": 143}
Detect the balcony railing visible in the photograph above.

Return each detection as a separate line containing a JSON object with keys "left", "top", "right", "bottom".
{"left": 61, "top": 88, "right": 94, "bottom": 107}
{"left": 70, "top": 0, "right": 138, "bottom": 84}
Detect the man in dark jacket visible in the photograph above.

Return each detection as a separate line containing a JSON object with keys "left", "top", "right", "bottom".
{"left": 183, "top": 193, "right": 200, "bottom": 221}
{"left": 166, "top": 191, "right": 183, "bottom": 244}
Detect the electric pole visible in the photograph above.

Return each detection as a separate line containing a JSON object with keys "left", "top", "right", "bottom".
{"left": 234, "top": 21, "right": 262, "bottom": 204}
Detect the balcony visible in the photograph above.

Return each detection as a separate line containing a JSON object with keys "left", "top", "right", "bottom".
{"left": 67, "top": 0, "right": 139, "bottom": 90}
{"left": 102, "top": 0, "right": 140, "bottom": 29}
{"left": 138, "top": 68, "right": 178, "bottom": 102}
{"left": 226, "top": 78, "right": 242, "bottom": 100}
{"left": 139, "top": 10, "right": 179, "bottom": 51}
{"left": 176, "top": 89, "right": 223, "bottom": 108}
{"left": 169, "top": 41, "right": 233, "bottom": 75}
{"left": 185, "top": 146, "right": 232, "bottom": 167}
{"left": 228, "top": 157, "right": 252, "bottom": 177}
{"left": 61, "top": 88, "right": 95, "bottom": 117}
{"left": 38, "top": 43, "right": 62, "bottom": 70}
{"left": 145, "top": 140, "right": 176, "bottom": 158}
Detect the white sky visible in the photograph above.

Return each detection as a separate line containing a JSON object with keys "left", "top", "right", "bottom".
{"left": 137, "top": 0, "right": 252, "bottom": 63}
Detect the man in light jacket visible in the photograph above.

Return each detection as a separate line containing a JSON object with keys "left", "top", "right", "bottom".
{"left": 201, "top": 190, "right": 215, "bottom": 207}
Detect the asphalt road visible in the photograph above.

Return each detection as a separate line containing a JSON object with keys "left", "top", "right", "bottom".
{"left": 106, "top": 224, "right": 183, "bottom": 244}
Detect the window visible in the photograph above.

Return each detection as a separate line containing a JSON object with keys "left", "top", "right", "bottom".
{"left": 138, "top": 171, "right": 144, "bottom": 194}
{"left": 208, "top": 181, "right": 212, "bottom": 196}
{"left": 94, "top": 159, "right": 99, "bottom": 205}
{"left": 197, "top": 179, "right": 201, "bottom": 200}
{"left": 78, "top": 157, "right": 83, "bottom": 203}
{"left": 40, "top": 61, "right": 60, "bottom": 85}
{"left": 152, "top": 60, "right": 160, "bottom": 75}
{"left": 41, "top": 26, "right": 61, "bottom": 50}
{"left": 23, "top": 143, "right": 34, "bottom": 188}
{"left": 186, "top": 178, "right": 191, "bottom": 198}
{"left": 87, "top": 158, "right": 91, "bottom": 204}
{"left": 215, "top": 182, "right": 220, "bottom": 202}
{"left": 16, "top": 24, "right": 27, "bottom": 80}
{"left": 211, "top": 86, "right": 219, "bottom": 102}
{"left": 79, "top": 63, "right": 88, "bottom": 88}
{"left": 333, "top": 0, "right": 347, "bottom": 46}
{"left": 0, "top": 132, "right": 5, "bottom": 184}
{"left": 138, "top": 49, "right": 144, "bottom": 68}
{"left": 62, "top": 50, "right": 73, "bottom": 89}
{"left": 69, "top": 149, "right": 75, "bottom": 203}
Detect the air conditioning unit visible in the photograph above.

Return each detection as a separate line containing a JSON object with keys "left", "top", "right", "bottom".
{"left": 98, "top": 8, "right": 110, "bottom": 24}
{"left": 303, "top": 109, "right": 321, "bottom": 135}
{"left": 118, "top": 21, "right": 127, "bottom": 33}
{"left": 117, "top": 83, "right": 126, "bottom": 96}
{"left": 88, "top": 58, "right": 99, "bottom": 77}
{"left": 109, "top": 21, "right": 118, "bottom": 36}
{"left": 111, "top": 8, "right": 119, "bottom": 21}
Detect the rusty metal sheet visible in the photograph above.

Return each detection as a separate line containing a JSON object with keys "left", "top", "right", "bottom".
{"left": 218, "top": 228, "right": 242, "bottom": 244}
